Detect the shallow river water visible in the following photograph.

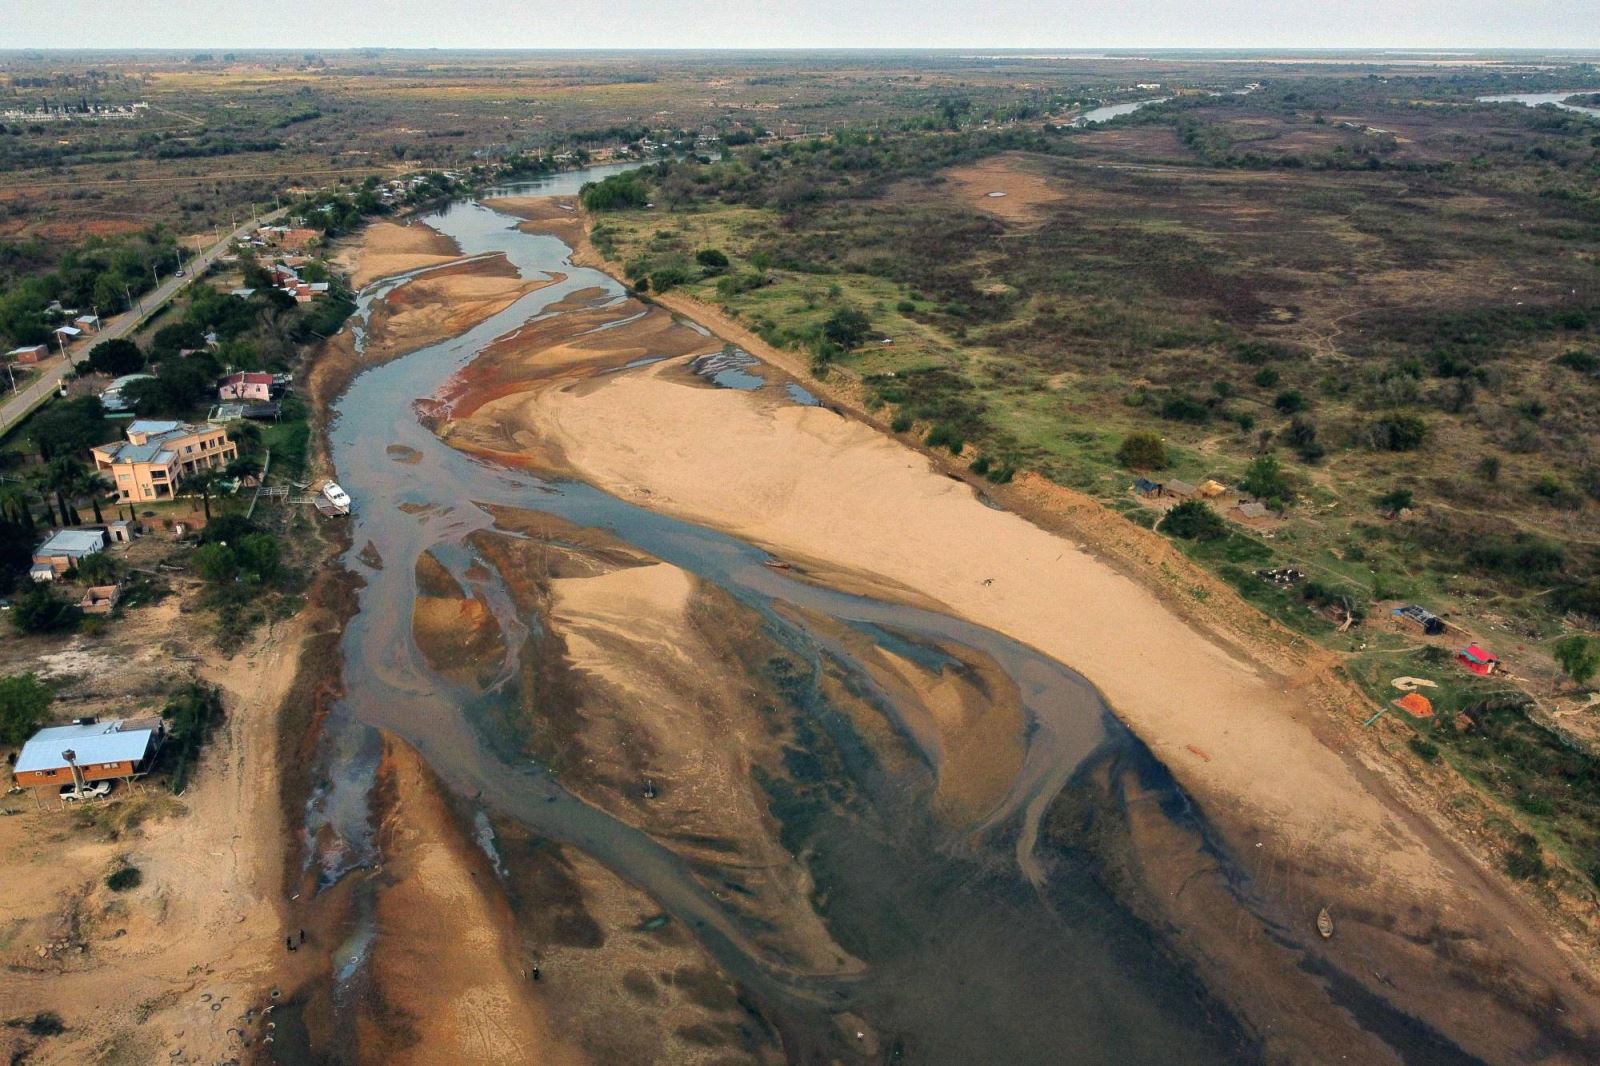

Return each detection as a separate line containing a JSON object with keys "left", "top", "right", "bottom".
{"left": 288, "top": 167, "right": 1479, "bottom": 1064}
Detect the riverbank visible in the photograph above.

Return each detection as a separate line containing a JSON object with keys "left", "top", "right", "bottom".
{"left": 439, "top": 196, "right": 1600, "bottom": 1062}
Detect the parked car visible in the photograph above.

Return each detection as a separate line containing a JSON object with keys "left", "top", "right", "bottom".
{"left": 60, "top": 780, "right": 113, "bottom": 802}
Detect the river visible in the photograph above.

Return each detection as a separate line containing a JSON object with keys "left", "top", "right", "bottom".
{"left": 1476, "top": 90, "right": 1600, "bottom": 119}
{"left": 1073, "top": 98, "right": 1169, "bottom": 126}
{"left": 286, "top": 165, "right": 1477, "bottom": 1064}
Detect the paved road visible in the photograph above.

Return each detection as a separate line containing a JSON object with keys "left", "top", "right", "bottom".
{"left": 0, "top": 208, "right": 286, "bottom": 440}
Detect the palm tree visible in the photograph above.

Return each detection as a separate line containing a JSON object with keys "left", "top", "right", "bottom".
{"left": 73, "top": 468, "right": 115, "bottom": 526}
{"left": 44, "top": 458, "right": 84, "bottom": 527}
{"left": 182, "top": 468, "right": 220, "bottom": 520}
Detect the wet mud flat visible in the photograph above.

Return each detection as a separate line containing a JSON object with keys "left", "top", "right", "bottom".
{"left": 274, "top": 184, "right": 1600, "bottom": 1065}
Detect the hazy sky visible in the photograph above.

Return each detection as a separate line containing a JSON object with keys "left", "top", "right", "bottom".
{"left": 7, "top": 0, "right": 1596, "bottom": 50}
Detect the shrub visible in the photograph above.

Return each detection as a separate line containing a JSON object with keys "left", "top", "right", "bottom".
{"left": 925, "top": 424, "right": 964, "bottom": 454}
{"left": 1407, "top": 737, "right": 1440, "bottom": 763}
{"left": 1159, "top": 394, "right": 1211, "bottom": 424}
{"left": 1273, "top": 390, "right": 1307, "bottom": 414}
{"left": 1116, "top": 431, "right": 1168, "bottom": 470}
{"left": 579, "top": 172, "right": 650, "bottom": 211}
{"left": 1376, "top": 488, "right": 1413, "bottom": 514}
{"left": 1555, "top": 349, "right": 1597, "bottom": 374}
{"left": 162, "top": 682, "right": 223, "bottom": 794}
{"left": 1284, "top": 416, "right": 1324, "bottom": 462}
{"left": 1252, "top": 367, "right": 1281, "bottom": 388}
{"left": 1161, "top": 500, "right": 1227, "bottom": 541}
{"left": 896, "top": 299, "right": 916, "bottom": 313}
{"left": 1504, "top": 833, "right": 1547, "bottom": 881}
{"left": 694, "top": 248, "right": 730, "bottom": 272}
{"left": 649, "top": 266, "right": 693, "bottom": 292}
{"left": 969, "top": 455, "right": 991, "bottom": 476}
{"left": 1554, "top": 635, "right": 1599, "bottom": 687}
{"left": 1465, "top": 534, "right": 1565, "bottom": 581}
{"left": 890, "top": 412, "right": 913, "bottom": 433}
{"left": 104, "top": 865, "right": 142, "bottom": 892}
{"left": 1363, "top": 415, "right": 1428, "bottom": 452}
{"left": 1532, "top": 474, "right": 1581, "bottom": 509}
{"left": 1231, "top": 340, "right": 1298, "bottom": 365}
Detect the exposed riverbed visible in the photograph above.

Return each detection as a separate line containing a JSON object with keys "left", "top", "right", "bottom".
{"left": 277, "top": 166, "right": 1575, "bottom": 1064}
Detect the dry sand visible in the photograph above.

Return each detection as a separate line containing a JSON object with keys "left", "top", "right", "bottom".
{"left": 363, "top": 255, "right": 566, "bottom": 364}
{"left": 334, "top": 219, "right": 462, "bottom": 289}
{"left": 360, "top": 736, "right": 587, "bottom": 1065}
{"left": 484, "top": 196, "right": 588, "bottom": 245}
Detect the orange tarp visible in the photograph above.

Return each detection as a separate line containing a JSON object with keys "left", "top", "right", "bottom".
{"left": 1396, "top": 692, "right": 1434, "bottom": 718}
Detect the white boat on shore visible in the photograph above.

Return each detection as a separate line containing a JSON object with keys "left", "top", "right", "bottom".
{"left": 321, "top": 480, "right": 352, "bottom": 514}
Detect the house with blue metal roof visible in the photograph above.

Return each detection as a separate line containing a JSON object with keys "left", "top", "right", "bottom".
{"left": 12, "top": 717, "right": 166, "bottom": 794}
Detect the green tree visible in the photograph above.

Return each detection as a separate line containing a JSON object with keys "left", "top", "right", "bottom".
{"left": 10, "top": 584, "right": 81, "bottom": 634}
{"left": 182, "top": 468, "right": 221, "bottom": 520}
{"left": 75, "top": 552, "right": 117, "bottom": 586}
{"left": 237, "top": 532, "right": 280, "bottom": 584}
{"left": 1160, "top": 499, "right": 1227, "bottom": 542}
{"left": 1116, "top": 431, "right": 1168, "bottom": 470}
{"left": 192, "top": 542, "right": 237, "bottom": 583}
{"left": 86, "top": 338, "right": 145, "bottom": 377}
{"left": 1554, "top": 635, "right": 1600, "bottom": 688}
{"left": 0, "top": 672, "right": 52, "bottom": 744}
{"left": 822, "top": 307, "right": 871, "bottom": 350}
{"left": 1240, "top": 454, "right": 1291, "bottom": 509}
{"left": 29, "top": 396, "right": 110, "bottom": 461}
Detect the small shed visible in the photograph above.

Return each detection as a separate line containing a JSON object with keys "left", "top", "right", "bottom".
{"left": 1234, "top": 501, "right": 1272, "bottom": 520}
{"left": 1394, "top": 604, "right": 1445, "bottom": 636}
{"left": 1163, "top": 479, "right": 1197, "bottom": 499}
{"left": 1198, "top": 479, "right": 1228, "bottom": 498}
{"left": 107, "top": 518, "right": 138, "bottom": 544}
{"left": 7, "top": 344, "right": 47, "bottom": 364}
{"left": 1456, "top": 644, "right": 1499, "bottom": 676}
{"left": 1132, "top": 477, "right": 1163, "bottom": 497}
